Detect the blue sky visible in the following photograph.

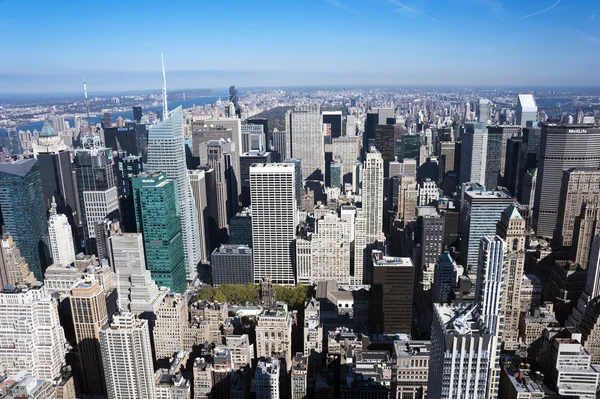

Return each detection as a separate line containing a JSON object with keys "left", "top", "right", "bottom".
{"left": 0, "top": 0, "right": 598, "bottom": 92}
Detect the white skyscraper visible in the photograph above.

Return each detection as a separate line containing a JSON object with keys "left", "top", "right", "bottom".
{"left": 99, "top": 313, "right": 156, "bottom": 399}
{"left": 475, "top": 236, "right": 506, "bottom": 399}
{"left": 287, "top": 105, "right": 324, "bottom": 181}
{"left": 516, "top": 94, "right": 538, "bottom": 127}
{"left": 428, "top": 304, "right": 491, "bottom": 399}
{"left": 459, "top": 122, "right": 488, "bottom": 186}
{"left": 250, "top": 163, "right": 297, "bottom": 284}
{"left": 477, "top": 99, "right": 490, "bottom": 123}
{"left": 147, "top": 106, "right": 202, "bottom": 281}
{"left": 108, "top": 233, "right": 163, "bottom": 314}
{"left": 0, "top": 284, "right": 67, "bottom": 381}
{"left": 48, "top": 213, "right": 76, "bottom": 267}
{"left": 354, "top": 149, "right": 385, "bottom": 284}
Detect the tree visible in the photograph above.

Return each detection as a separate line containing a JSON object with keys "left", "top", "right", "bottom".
{"left": 213, "top": 290, "right": 227, "bottom": 303}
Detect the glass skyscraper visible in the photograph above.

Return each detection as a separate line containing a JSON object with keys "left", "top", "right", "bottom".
{"left": 0, "top": 159, "right": 51, "bottom": 279}
{"left": 132, "top": 172, "right": 186, "bottom": 293}
{"left": 147, "top": 106, "right": 202, "bottom": 281}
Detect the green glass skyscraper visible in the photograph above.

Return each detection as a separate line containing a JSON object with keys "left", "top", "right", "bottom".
{"left": 0, "top": 159, "right": 51, "bottom": 279}
{"left": 132, "top": 172, "right": 186, "bottom": 293}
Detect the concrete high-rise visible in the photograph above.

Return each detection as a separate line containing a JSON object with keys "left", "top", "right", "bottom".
{"left": 256, "top": 303, "right": 294, "bottom": 370}
{"left": 485, "top": 125, "right": 520, "bottom": 189}
{"left": 132, "top": 172, "right": 186, "bottom": 293}
{"left": 496, "top": 205, "right": 526, "bottom": 350}
{"left": 555, "top": 168, "right": 600, "bottom": 248}
{"left": 0, "top": 159, "right": 51, "bottom": 279}
{"left": 35, "top": 126, "right": 80, "bottom": 234}
{"left": 0, "top": 234, "right": 36, "bottom": 288}
{"left": 48, "top": 210, "right": 76, "bottom": 267}
{"left": 250, "top": 163, "right": 297, "bottom": 284}
{"left": 287, "top": 105, "right": 324, "bottom": 181}
{"left": 371, "top": 250, "right": 414, "bottom": 334}
{"left": 516, "top": 94, "right": 538, "bottom": 127}
{"left": 0, "top": 284, "right": 67, "bottom": 380}
{"left": 70, "top": 280, "right": 108, "bottom": 395}
{"left": 189, "top": 169, "right": 210, "bottom": 261}
{"left": 100, "top": 313, "right": 156, "bottom": 399}
{"left": 475, "top": 236, "right": 506, "bottom": 399}
{"left": 153, "top": 293, "right": 188, "bottom": 361}
{"left": 74, "top": 144, "right": 119, "bottom": 256}
{"left": 572, "top": 199, "right": 600, "bottom": 267}
{"left": 354, "top": 149, "right": 385, "bottom": 284}
{"left": 459, "top": 122, "right": 488, "bottom": 186}
{"left": 107, "top": 233, "right": 163, "bottom": 314}
{"left": 428, "top": 304, "right": 491, "bottom": 399}
{"left": 478, "top": 99, "right": 490, "bottom": 123}
{"left": 433, "top": 252, "right": 458, "bottom": 304}
{"left": 460, "top": 190, "right": 515, "bottom": 275}
{"left": 147, "top": 106, "right": 202, "bottom": 281}
{"left": 533, "top": 124, "right": 600, "bottom": 238}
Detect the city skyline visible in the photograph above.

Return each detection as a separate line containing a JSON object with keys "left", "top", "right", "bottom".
{"left": 1, "top": 0, "right": 599, "bottom": 92}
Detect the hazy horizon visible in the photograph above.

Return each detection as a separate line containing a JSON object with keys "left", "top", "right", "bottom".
{"left": 1, "top": 0, "right": 599, "bottom": 93}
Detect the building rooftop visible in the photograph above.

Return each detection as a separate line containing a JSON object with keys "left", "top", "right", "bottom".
{"left": 465, "top": 190, "right": 513, "bottom": 200}
{"left": 0, "top": 158, "right": 37, "bottom": 177}
{"left": 518, "top": 94, "right": 537, "bottom": 110}
{"left": 372, "top": 250, "right": 413, "bottom": 267}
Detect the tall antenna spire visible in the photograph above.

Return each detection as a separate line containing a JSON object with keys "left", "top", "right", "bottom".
{"left": 83, "top": 76, "right": 92, "bottom": 134}
{"left": 161, "top": 53, "right": 168, "bottom": 120}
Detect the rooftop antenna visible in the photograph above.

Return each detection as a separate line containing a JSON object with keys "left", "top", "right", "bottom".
{"left": 83, "top": 76, "right": 92, "bottom": 135}
{"left": 161, "top": 53, "right": 168, "bottom": 120}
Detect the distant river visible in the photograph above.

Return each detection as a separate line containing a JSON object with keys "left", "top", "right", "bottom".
{"left": 1, "top": 95, "right": 221, "bottom": 134}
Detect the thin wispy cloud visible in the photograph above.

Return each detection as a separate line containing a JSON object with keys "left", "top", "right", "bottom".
{"left": 386, "top": 0, "right": 440, "bottom": 22}
{"left": 514, "top": 0, "right": 560, "bottom": 21}
{"left": 323, "top": 0, "right": 362, "bottom": 16}
{"left": 590, "top": 14, "right": 596, "bottom": 21}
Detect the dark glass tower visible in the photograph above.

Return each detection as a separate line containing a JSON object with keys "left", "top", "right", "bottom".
{"left": 132, "top": 172, "right": 186, "bottom": 293}
{"left": 116, "top": 154, "right": 143, "bottom": 232}
{"left": 132, "top": 106, "right": 143, "bottom": 123}
{"left": 103, "top": 125, "right": 139, "bottom": 157}
{"left": 0, "top": 159, "right": 51, "bottom": 279}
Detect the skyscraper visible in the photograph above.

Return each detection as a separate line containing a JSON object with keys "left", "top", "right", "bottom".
{"left": 116, "top": 154, "right": 143, "bottom": 233}
{"left": 485, "top": 125, "right": 520, "bottom": 189}
{"left": 371, "top": 250, "right": 414, "bottom": 334}
{"left": 516, "top": 94, "right": 537, "bottom": 127}
{"left": 287, "top": 105, "right": 324, "bottom": 181}
{"left": 460, "top": 190, "right": 515, "bottom": 276}
{"left": 475, "top": 236, "right": 506, "bottom": 399}
{"left": 555, "top": 168, "right": 600, "bottom": 248}
{"left": 100, "top": 313, "right": 156, "bottom": 399}
{"left": 0, "top": 284, "right": 67, "bottom": 380}
{"left": 0, "top": 234, "right": 36, "bottom": 288}
{"left": 533, "top": 124, "right": 600, "bottom": 238}
{"left": 70, "top": 280, "right": 108, "bottom": 396}
{"left": 428, "top": 304, "right": 491, "bottom": 399}
{"left": 354, "top": 149, "right": 385, "bottom": 284}
{"left": 133, "top": 106, "right": 143, "bottom": 123}
{"left": 48, "top": 208, "right": 76, "bottom": 267}
{"left": 477, "top": 98, "right": 490, "bottom": 123}
{"left": 250, "top": 163, "right": 297, "bottom": 285}
{"left": 74, "top": 144, "right": 119, "bottom": 255}
{"left": 211, "top": 244, "right": 253, "bottom": 286}
{"left": 0, "top": 159, "right": 51, "bottom": 279}
{"left": 322, "top": 111, "right": 343, "bottom": 138}
{"left": 189, "top": 169, "right": 210, "bottom": 262}
{"left": 496, "top": 205, "right": 526, "bottom": 350}
{"left": 35, "top": 121, "right": 80, "bottom": 235}
{"left": 132, "top": 172, "right": 186, "bottom": 293}
{"left": 459, "top": 122, "right": 488, "bottom": 186}
{"left": 108, "top": 233, "right": 163, "bottom": 314}
{"left": 147, "top": 106, "right": 202, "bottom": 281}
{"left": 153, "top": 293, "right": 188, "bottom": 361}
